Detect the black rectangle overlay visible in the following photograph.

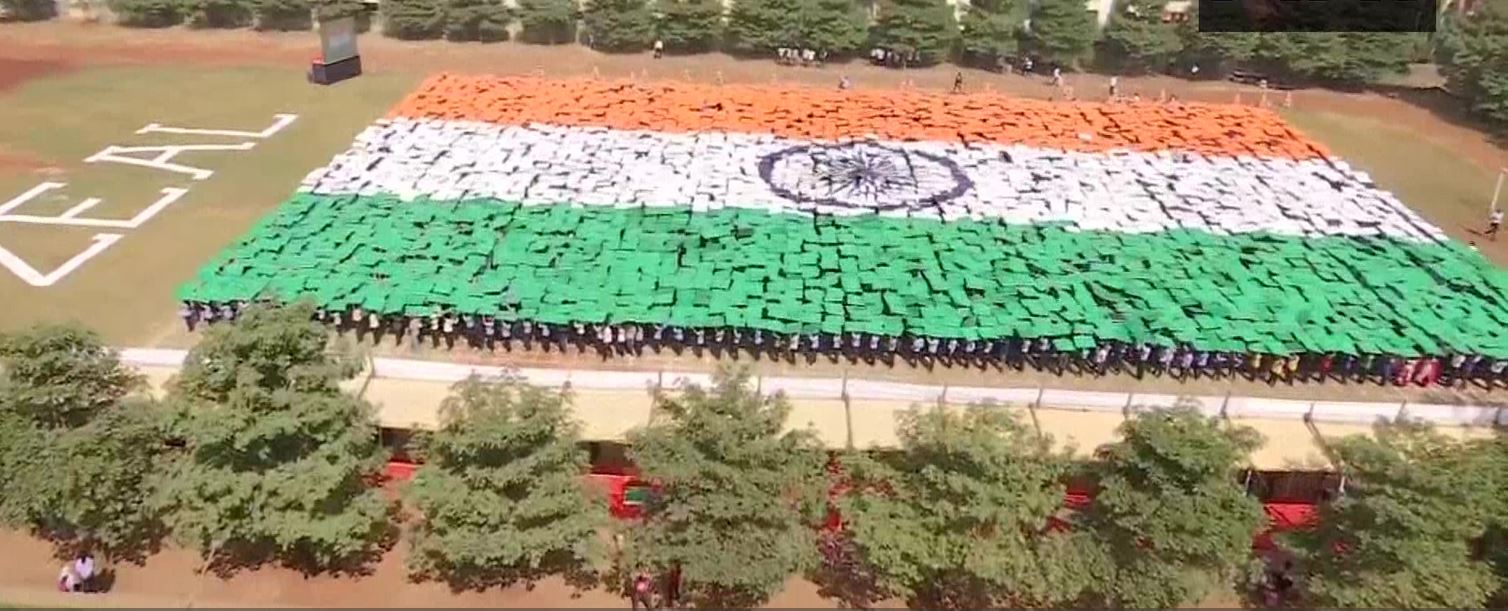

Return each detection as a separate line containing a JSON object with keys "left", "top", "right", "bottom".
{"left": 1197, "top": 0, "right": 1438, "bottom": 33}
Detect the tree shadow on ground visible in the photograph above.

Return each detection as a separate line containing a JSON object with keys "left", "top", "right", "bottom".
{"left": 204, "top": 517, "right": 400, "bottom": 579}
{"left": 406, "top": 552, "right": 602, "bottom": 596}
{"left": 807, "top": 531, "right": 888, "bottom": 609}
{"left": 1359, "top": 82, "right": 1508, "bottom": 149}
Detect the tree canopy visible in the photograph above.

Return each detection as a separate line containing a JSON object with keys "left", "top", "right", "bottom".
{"left": 0, "top": 325, "right": 165, "bottom": 561}
{"left": 836, "top": 406, "right": 1100, "bottom": 608}
{"left": 959, "top": 0, "right": 1025, "bottom": 67}
{"left": 1025, "top": 0, "right": 1095, "bottom": 68}
{"left": 581, "top": 0, "right": 655, "bottom": 50}
{"left": 1439, "top": 5, "right": 1508, "bottom": 124}
{"left": 443, "top": 0, "right": 510, "bottom": 41}
{"left": 515, "top": 0, "right": 576, "bottom": 43}
{"left": 726, "top": 0, "right": 868, "bottom": 54}
{"left": 154, "top": 302, "right": 392, "bottom": 572}
{"left": 872, "top": 0, "right": 959, "bottom": 65}
{"left": 1082, "top": 407, "right": 1266, "bottom": 608}
{"left": 381, "top": 0, "right": 445, "bottom": 39}
{"left": 1175, "top": 2, "right": 1258, "bottom": 75}
{"left": 405, "top": 375, "right": 606, "bottom": 589}
{"left": 623, "top": 367, "right": 827, "bottom": 608}
{"left": 1256, "top": 32, "right": 1418, "bottom": 84}
{"left": 1286, "top": 423, "right": 1499, "bottom": 608}
{"left": 655, "top": 0, "right": 723, "bottom": 52}
{"left": 1099, "top": 0, "right": 1180, "bottom": 71}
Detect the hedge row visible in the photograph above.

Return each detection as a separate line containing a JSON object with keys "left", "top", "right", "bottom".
{"left": 98, "top": 0, "right": 365, "bottom": 30}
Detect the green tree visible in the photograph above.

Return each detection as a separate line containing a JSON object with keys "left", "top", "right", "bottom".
{"left": 381, "top": 0, "right": 445, "bottom": 39}
{"left": 183, "top": 0, "right": 253, "bottom": 27}
{"left": 0, "top": 325, "right": 165, "bottom": 561}
{"left": 516, "top": 0, "right": 576, "bottom": 43}
{"left": 873, "top": 0, "right": 959, "bottom": 65}
{"left": 726, "top": 0, "right": 868, "bottom": 54}
{"left": 655, "top": 0, "right": 722, "bottom": 53}
{"left": 314, "top": 0, "right": 368, "bottom": 28}
{"left": 836, "top": 406, "right": 1101, "bottom": 608}
{"left": 959, "top": 0, "right": 1025, "bottom": 68}
{"left": 1438, "top": 6, "right": 1508, "bottom": 124}
{"left": 0, "top": 325, "right": 141, "bottom": 429}
{"left": 1026, "top": 0, "right": 1095, "bottom": 68}
{"left": 624, "top": 367, "right": 826, "bottom": 608}
{"left": 581, "top": 0, "right": 655, "bottom": 50}
{"left": 1082, "top": 408, "right": 1265, "bottom": 608}
{"left": 1099, "top": 0, "right": 1179, "bottom": 71}
{"left": 154, "top": 303, "right": 392, "bottom": 573}
{"left": 405, "top": 376, "right": 606, "bottom": 589}
{"left": 1175, "top": 2, "right": 1257, "bottom": 75}
{"left": 0, "top": 0, "right": 57, "bottom": 20}
{"left": 107, "top": 0, "right": 184, "bottom": 25}
{"left": 1256, "top": 32, "right": 1418, "bottom": 83}
{"left": 252, "top": 0, "right": 311, "bottom": 30}
{"left": 444, "top": 0, "right": 509, "bottom": 41}
{"left": 1286, "top": 423, "right": 1499, "bottom": 608}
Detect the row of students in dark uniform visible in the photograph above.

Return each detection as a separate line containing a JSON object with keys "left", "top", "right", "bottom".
{"left": 179, "top": 301, "right": 1508, "bottom": 388}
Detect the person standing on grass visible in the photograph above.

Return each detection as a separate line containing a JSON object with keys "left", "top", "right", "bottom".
{"left": 1488, "top": 208, "right": 1503, "bottom": 241}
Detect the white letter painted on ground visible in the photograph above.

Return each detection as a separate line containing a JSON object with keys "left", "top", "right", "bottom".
{"left": 0, "top": 183, "right": 191, "bottom": 229}
{"left": 0, "top": 234, "right": 123, "bottom": 287}
{"left": 84, "top": 142, "right": 256, "bottom": 180}
{"left": 135, "top": 113, "right": 299, "bottom": 139}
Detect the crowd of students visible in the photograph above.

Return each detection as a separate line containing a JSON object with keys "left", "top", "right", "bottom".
{"left": 180, "top": 301, "right": 1508, "bottom": 387}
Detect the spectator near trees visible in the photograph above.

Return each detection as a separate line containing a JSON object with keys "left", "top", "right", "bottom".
{"left": 581, "top": 0, "right": 655, "bottom": 50}
{"left": 872, "top": 0, "right": 959, "bottom": 66}
{"left": 654, "top": 0, "right": 723, "bottom": 53}
{"left": 153, "top": 302, "right": 394, "bottom": 572}
{"left": 959, "top": 0, "right": 1025, "bottom": 70}
{"left": 621, "top": 367, "right": 827, "bottom": 608}
{"left": 1025, "top": 0, "right": 1095, "bottom": 68}
{"left": 404, "top": 376, "right": 606, "bottom": 589}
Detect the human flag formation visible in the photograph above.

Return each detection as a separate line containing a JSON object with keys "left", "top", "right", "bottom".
{"left": 180, "top": 74, "right": 1508, "bottom": 358}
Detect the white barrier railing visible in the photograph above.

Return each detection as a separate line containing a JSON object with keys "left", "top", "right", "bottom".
{"left": 118, "top": 348, "right": 1508, "bottom": 427}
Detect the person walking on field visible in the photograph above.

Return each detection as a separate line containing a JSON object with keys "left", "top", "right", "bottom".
{"left": 653, "top": 39, "right": 664, "bottom": 59}
{"left": 952, "top": 71, "right": 965, "bottom": 93}
{"left": 631, "top": 571, "right": 655, "bottom": 610}
{"left": 1488, "top": 208, "right": 1503, "bottom": 241}
{"left": 1109, "top": 75, "right": 1119, "bottom": 99}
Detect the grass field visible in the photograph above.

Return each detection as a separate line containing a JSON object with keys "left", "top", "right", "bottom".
{"left": 0, "top": 64, "right": 416, "bottom": 343}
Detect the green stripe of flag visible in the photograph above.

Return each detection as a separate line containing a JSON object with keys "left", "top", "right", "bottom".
{"left": 180, "top": 193, "right": 1508, "bottom": 357}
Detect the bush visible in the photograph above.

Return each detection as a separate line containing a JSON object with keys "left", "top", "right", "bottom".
{"left": 655, "top": 0, "right": 721, "bottom": 52}
{"left": 0, "top": 0, "right": 58, "bottom": 21}
{"left": 108, "top": 0, "right": 183, "bottom": 26}
{"left": 253, "top": 0, "right": 310, "bottom": 29}
{"left": 381, "top": 0, "right": 444, "bottom": 38}
{"left": 183, "top": 0, "right": 253, "bottom": 27}
{"left": 444, "top": 0, "right": 508, "bottom": 40}
{"left": 516, "top": 0, "right": 575, "bottom": 43}
{"left": 315, "top": 0, "right": 370, "bottom": 29}
{"left": 581, "top": 0, "right": 654, "bottom": 51}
